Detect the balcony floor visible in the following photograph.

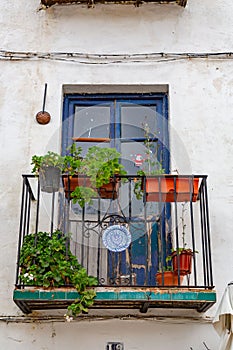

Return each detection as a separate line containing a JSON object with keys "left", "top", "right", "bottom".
{"left": 13, "top": 287, "right": 216, "bottom": 315}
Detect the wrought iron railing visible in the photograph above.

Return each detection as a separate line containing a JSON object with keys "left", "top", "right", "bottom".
{"left": 15, "top": 174, "right": 214, "bottom": 289}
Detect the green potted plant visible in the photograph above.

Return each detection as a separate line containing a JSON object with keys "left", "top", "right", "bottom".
{"left": 169, "top": 203, "right": 195, "bottom": 275}
{"left": 133, "top": 121, "right": 199, "bottom": 202}
{"left": 64, "top": 144, "right": 127, "bottom": 207}
{"left": 31, "top": 151, "right": 65, "bottom": 193}
{"left": 61, "top": 143, "right": 93, "bottom": 202}
{"left": 31, "top": 144, "right": 127, "bottom": 207}
{"left": 133, "top": 121, "right": 165, "bottom": 200}
{"left": 19, "top": 230, "right": 98, "bottom": 318}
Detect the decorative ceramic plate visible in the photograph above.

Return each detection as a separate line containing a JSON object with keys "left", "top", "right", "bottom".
{"left": 102, "top": 225, "right": 131, "bottom": 252}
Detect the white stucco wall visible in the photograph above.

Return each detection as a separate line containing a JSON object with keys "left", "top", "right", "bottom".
{"left": 0, "top": 318, "right": 219, "bottom": 349}
{"left": 0, "top": 0, "right": 233, "bottom": 348}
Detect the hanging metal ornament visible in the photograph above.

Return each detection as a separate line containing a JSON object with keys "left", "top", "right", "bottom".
{"left": 36, "top": 83, "right": 51, "bottom": 125}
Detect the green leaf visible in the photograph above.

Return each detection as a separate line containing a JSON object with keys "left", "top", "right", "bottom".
{"left": 19, "top": 230, "right": 97, "bottom": 318}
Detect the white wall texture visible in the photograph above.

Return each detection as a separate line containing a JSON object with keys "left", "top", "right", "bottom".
{"left": 0, "top": 0, "right": 233, "bottom": 348}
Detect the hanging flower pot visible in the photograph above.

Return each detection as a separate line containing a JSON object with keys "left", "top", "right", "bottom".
{"left": 171, "top": 249, "right": 193, "bottom": 275}
{"left": 31, "top": 151, "right": 64, "bottom": 193}
{"left": 143, "top": 175, "right": 199, "bottom": 202}
{"left": 97, "top": 177, "right": 120, "bottom": 200}
{"left": 63, "top": 175, "right": 94, "bottom": 197}
{"left": 62, "top": 175, "right": 120, "bottom": 200}
{"left": 39, "top": 166, "right": 61, "bottom": 193}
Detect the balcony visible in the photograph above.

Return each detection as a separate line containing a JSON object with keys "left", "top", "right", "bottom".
{"left": 14, "top": 174, "right": 216, "bottom": 315}
{"left": 41, "top": 0, "right": 187, "bottom": 8}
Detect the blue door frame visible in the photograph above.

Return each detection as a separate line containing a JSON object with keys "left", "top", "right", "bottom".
{"left": 62, "top": 93, "right": 169, "bottom": 172}
{"left": 62, "top": 93, "right": 170, "bottom": 286}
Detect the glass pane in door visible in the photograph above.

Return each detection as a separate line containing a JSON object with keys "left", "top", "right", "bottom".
{"left": 119, "top": 104, "right": 158, "bottom": 175}
{"left": 120, "top": 105, "right": 157, "bottom": 139}
{"left": 73, "top": 105, "right": 111, "bottom": 153}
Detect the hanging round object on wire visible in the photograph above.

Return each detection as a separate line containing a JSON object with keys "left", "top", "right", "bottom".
{"left": 102, "top": 225, "right": 131, "bottom": 252}
{"left": 36, "top": 83, "right": 51, "bottom": 125}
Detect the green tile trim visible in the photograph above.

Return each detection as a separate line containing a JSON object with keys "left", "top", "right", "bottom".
{"left": 13, "top": 289, "right": 216, "bottom": 303}
{"left": 13, "top": 289, "right": 80, "bottom": 300}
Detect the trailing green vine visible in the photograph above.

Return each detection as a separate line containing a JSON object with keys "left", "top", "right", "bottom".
{"left": 19, "top": 230, "right": 98, "bottom": 319}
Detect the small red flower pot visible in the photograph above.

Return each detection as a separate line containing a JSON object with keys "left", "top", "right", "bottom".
{"left": 172, "top": 249, "right": 193, "bottom": 275}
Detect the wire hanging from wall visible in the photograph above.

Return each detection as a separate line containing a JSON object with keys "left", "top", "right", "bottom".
{"left": 0, "top": 49, "right": 233, "bottom": 65}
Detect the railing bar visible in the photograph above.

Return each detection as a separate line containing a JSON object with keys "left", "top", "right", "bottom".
{"left": 144, "top": 177, "right": 149, "bottom": 285}
{"left": 189, "top": 175, "right": 194, "bottom": 201}
{"left": 128, "top": 245, "right": 133, "bottom": 286}
{"left": 63, "top": 175, "right": 70, "bottom": 257}
{"left": 128, "top": 178, "right": 132, "bottom": 218}
{"left": 204, "top": 177, "right": 213, "bottom": 287}
{"left": 202, "top": 181, "right": 210, "bottom": 287}
{"left": 50, "top": 190, "right": 55, "bottom": 234}
{"left": 166, "top": 202, "right": 172, "bottom": 270}
{"left": 57, "top": 192, "right": 63, "bottom": 232}
{"left": 84, "top": 176, "right": 91, "bottom": 273}
{"left": 157, "top": 176, "right": 164, "bottom": 285}
{"left": 143, "top": 175, "right": 146, "bottom": 204}
{"left": 190, "top": 200, "right": 197, "bottom": 286}
{"left": 145, "top": 231, "right": 149, "bottom": 286}
{"left": 74, "top": 221, "right": 78, "bottom": 257}
{"left": 26, "top": 193, "right": 31, "bottom": 237}
{"left": 15, "top": 179, "right": 26, "bottom": 287}
{"left": 22, "top": 186, "right": 29, "bottom": 241}
{"left": 65, "top": 197, "right": 70, "bottom": 257}
{"left": 69, "top": 217, "right": 156, "bottom": 223}
{"left": 17, "top": 282, "right": 214, "bottom": 289}
{"left": 97, "top": 196, "right": 101, "bottom": 283}
{"left": 174, "top": 177, "right": 181, "bottom": 285}
{"left": 65, "top": 174, "right": 71, "bottom": 256}
{"left": 160, "top": 177, "right": 168, "bottom": 284}
{"left": 22, "top": 175, "right": 36, "bottom": 200}
{"left": 119, "top": 251, "right": 122, "bottom": 285}
{"left": 81, "top": 206, "right": 85, "bottom": 267}
{"left": 86, "top": 229, "right": 90, "bottom": 274}
{"left": 199, "top": 182, "right": 207, "bottom": 287}
{"left": 158, "top": 176, "right": 162, "bottom": 203}
{"left": 97, "top": 226, "right": 101, "bottom": 284}
{"left": 112, "top": 252, "right": 116, "bottom": 285}
{"left": 188, "top": 175, "right": 197, "bottom": 286}
{"left": 35, "top": 179, "right": 40, "bottom": 235}
{"left": 137, "top": 174, "right": 206, "bottom": 178}
{"left": 128, "top": 179, "right": 133, "bottom": 285}
{"left": 200, "top": 180, "right": 208, "bottom": 286}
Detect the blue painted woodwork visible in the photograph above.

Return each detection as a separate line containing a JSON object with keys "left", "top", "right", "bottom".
{"left": 62, "top": 93, "right": 169, "bottom": 286}
{"left": 62, "top": 93, "right": 169, "bottom": 170}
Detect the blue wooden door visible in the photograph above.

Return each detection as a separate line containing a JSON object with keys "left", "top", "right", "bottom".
{"left": 62, "top": 93, "right": 169, "bottom": 286}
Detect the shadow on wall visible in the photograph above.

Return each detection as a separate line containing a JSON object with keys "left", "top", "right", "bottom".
{"left": 190, "top": 342, "right": 212, "bottom": 350}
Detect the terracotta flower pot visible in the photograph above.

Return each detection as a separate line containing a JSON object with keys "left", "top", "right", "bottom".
{"left": 63, "top": 176, "right": 93, "bottom": 194}
{"left": 63, "top": 175, "right": 119, "bottom": 199}
{"left": 143, "top": 176, "right": 199, "bottom": 202}
{"left": 97, "top": 178, "right": 120, "bottom": 199}
{"left": 172, "top": 249, "right": 193, "bottom": 275}
{"left": 156, "top": 271, "right": 184, "bottom": 286}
